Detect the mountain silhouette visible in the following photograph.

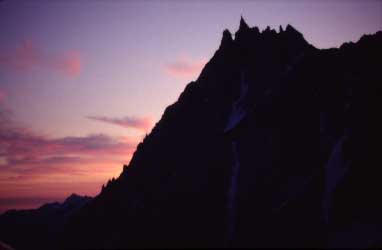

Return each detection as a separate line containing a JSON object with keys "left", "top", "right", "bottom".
{"left": 61, "top": 18, "right": 381, "bottom": 248}
{"left": 2, "top": 18, "right": 381, "bottom": 249}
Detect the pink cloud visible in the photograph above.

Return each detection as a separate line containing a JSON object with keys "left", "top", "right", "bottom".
{"left": 0, "top": 131, "right": 136, "bottom": 167}
{"left": 0, "top": 108, "right": 139, "bottom": 183}
{"left": 0, "top": 40, "right": 82, "bottom": 77}
{"left": 165, "top": 56, "right": 207, "bottom": 78}
{"left": 87, "top": 115, "right": 153, "bottom": 132}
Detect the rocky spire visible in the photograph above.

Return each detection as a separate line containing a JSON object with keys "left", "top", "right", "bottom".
{"left": 239, "top": 16, "right": 249, "bottom": 31}
{"left": 235, "top": 16, "right": 251, "bottom": 42}
{"left": 279, "top": 25, "right": 284, "bottom": 33}
{"left": 219, "top": 29, "right": 233, "bottom": 50}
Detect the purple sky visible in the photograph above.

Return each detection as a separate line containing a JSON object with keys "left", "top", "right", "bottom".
{"left": 0, "top": 0, "right": 381, "bottom": 212}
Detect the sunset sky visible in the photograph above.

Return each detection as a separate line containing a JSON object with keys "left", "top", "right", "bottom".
{"left": 0, "top": 1, "right": 381, "bottom": 212}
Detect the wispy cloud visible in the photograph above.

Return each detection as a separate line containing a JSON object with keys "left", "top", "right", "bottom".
{"left": 165, "top": 56, "right": 206, "bottom": 79}
{"left": 87, "top": 115, "right": 153, "bottom": 132}
{"left": 0, "top": 40, "right": 82, "bottom": 77}
{"left": 1, "top": 132, "right": 135, "bottom": 163}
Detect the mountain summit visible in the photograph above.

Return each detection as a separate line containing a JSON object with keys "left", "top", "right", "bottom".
{"left": 2, "top": 19, "right": 381, "bottom": 249}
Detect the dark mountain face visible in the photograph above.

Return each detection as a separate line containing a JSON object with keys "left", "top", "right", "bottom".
{"left": 59, "top": 19, "right": 381, "bottom": 248}
{"left": 0, "top": 194, "right": 91, "bottom": 250}
{"left": 3, "top": 18, "right": 380, "bottom": 249}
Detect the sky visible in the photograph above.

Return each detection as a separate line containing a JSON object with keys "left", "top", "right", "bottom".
{"left": 0, "top": 0, "right": 381, "bottom": 213}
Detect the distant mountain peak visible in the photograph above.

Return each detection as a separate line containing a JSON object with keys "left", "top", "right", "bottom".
{"left": 63, "top": 193, "right": 91, "bottom": 207}
{"left": 68, "top": 193, "right": 80, "bottom": 198}
{"left": 0, "top": 193, "right": 93, "bottom": 250}
{"left": 65, "top": 193, "right": 81, "bottom": 202}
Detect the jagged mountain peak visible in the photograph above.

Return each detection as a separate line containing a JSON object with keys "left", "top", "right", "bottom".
{"left": 59, "top": 21, "right": 382, "bottom": 249}
{"left": 239, "top": 16, "right": 250, "bottom": 31}
{"left": 231, "top": 18, "right": 309, "bottom": 50}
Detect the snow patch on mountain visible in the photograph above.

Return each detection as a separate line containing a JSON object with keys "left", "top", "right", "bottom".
{"left": 224, "top": 71, "right": 249, "bottom": 132}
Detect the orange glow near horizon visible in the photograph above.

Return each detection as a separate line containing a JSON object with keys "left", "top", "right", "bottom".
{"left": 0, "top": 152, "right": 134, "bottom": 212}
